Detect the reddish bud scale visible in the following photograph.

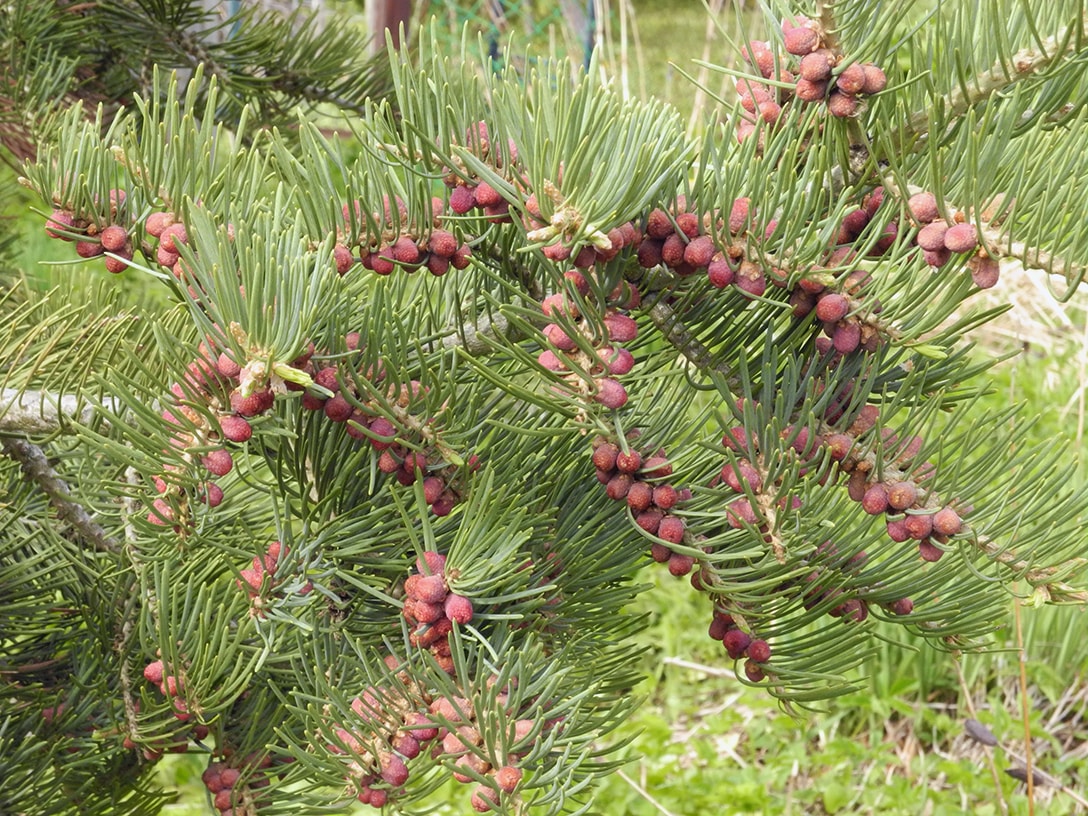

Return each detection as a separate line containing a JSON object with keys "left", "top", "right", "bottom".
{"left": 159, "top": 223, "right": 188, "bottom": 253}
{"left": 798, "top": 51, "right": 833, "bottom": 81}
{"left": 46, "top": 209, "right": 77, "bottom": 239}
{"left": 592, "top": 442, "right": 620, "bottom": 473}
{"left": 219, "top": 415, "right": 252, "bottom": 443}
{"left": 412, "top": 573, "right": 449, "bottom": 604}
{"left": 393, "top": 733, "right": 422, "bottom": 760}
{"left": 392, "top": 236, "right": 421, "bottom": 265}
{"left": 827, "top": 91, "right": 859, "bottom": 118}
{"left": 667, "top": 552, "right": 694, "bottom": 576}
{"left": 381, "top": 753, "right": 409, "bottom": 786}
{"left": 904, "top": 513, "right": 934, "bottom": 540}
{"left": 333, "top": 244, "right": 355, "bottom": 275}
{"left": 861, "top": 64, "right": 888, "bottom": 94}
{"left": 202, "top": 448, "right": 233, "bottom": 477}
{"left": 886, "top": 518, "right": 910, "bottom": 542}
{"left": 626, "top": 480, "right": 653, "bottom": 512}
{"left": 708, "top": 257, "right": 736, "bottom": 288}
{"left": 324, "top": 394, "right": 353, "bottom": 422}
{"left": 76, "top": 240, "right": 104, "bottom": 258}
{"left": 835, "top": 63, "right": 866, "bottom": 95}
{"left": 495, "top": 765, "right": 522, "bottom": 793}
{"left": 918, "top": 539, "right": 944, "bottom": 562}
{"left": 726, "top": 498, "right": 756, "bottom": 528}
{"left": 708, "top": 616, "right": 730, "bottom": 641}
{"left": 908, "top": 192, "right": 939, "bottom": 224}
{"left": 886, "top": 481, "right": 918, "bottom": 511}
{"left": 943, "top": 223, "right": 979, "bottom": 253}
{"left": 604, "top": 313, "right": 638, "bottom": 343}
{"left": 723, "top": 629, "right": 752, "bottom": 659}
{"left": 444, "top": 593, "right": 474, "bottom": 624}
{"left": 603, "top": 347, "right": 635, "bottom": 376}
{"left": 861, "top": 484, "right": 889, "bottom": 515}
{"left": 231, "top": 389, "right": 274, "bottom": 417}
{"left": 722, "top": 459, "right": 762, "bottom": 493}
{"left": 747, "top": 639, "right": 771, "bottom": 663}
{"left": 641, "top": 456, "right": 673, "bottom": 479}
{"left": 846, "top": 472, "right": 868, "bottom": 502}
{"left": 417, "top": 551, "right": 447, "bottom": 575}
{"left": 649, "top": 542, "right": 671, "bottom": 562}
{"left": 652, "top": 484, "right": 678, "bottom": 510}
{"left": 932, "top": 507, "right": 963, "bottom": 536}
{"left": 795, "top": 78, "right": 829, "bottom": 103}
{"left": 657, "top": 515, "right": 685, "bottom": 545}
{"left": 783, "top": 25, "right": 819, "bottom": 56}
{"left": 100, "top": 225, "right": 128, "bottom": 252}
{"left": 637, "top": 509, "right": 665, "bottom": 535}
{"left": 144, "top": 660, "right": 165, "bottom": 685}
{"left": 637, "top": 239, "right": 664, "bottom": 269}
{"left": 889, "top": 598, "right": 914, "bottom": 615}
{"left": 970, "top": 255, "right": 1000, "bottom": 288}
{"left": 916, "top": 221, "right": 949, "bottom": 251}
{"left": 683, "top": 235, "right": 715, "bottom": 268}
{"left": 824, "top": 315, "right": 854, "bottom": 352}
{"left": 595, "top": 377, "right": 628, "bottom": 409}
{"left": 615, "top": 450, "right": 642, "bottom": 474}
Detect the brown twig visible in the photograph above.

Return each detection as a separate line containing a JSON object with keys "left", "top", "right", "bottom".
{"left": 1, "top": 435, "right": 119, "bottom": 553}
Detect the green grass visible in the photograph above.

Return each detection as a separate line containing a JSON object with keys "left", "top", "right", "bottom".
{"left": 620, "top": 0, "right": 763, "bottom": 126}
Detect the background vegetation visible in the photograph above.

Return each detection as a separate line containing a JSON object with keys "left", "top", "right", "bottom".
{"left": 3, "top": 1, "right": 1086, "bottom": 814}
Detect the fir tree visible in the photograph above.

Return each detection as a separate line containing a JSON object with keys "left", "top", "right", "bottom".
{"left": 2, "top": 1, "right": 1088, "bottom": 814}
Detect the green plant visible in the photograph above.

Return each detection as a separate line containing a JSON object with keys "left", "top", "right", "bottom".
{"left": 2, "top": 1, "right": 1088, "bottom": 814}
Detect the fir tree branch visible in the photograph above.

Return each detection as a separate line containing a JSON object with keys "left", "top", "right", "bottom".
{"left": 116, "top": 598, "right": 142, "bottom": 747}
{"left": 880, "top": 177, "right": 1088, "bottom": 289}
{"left": 816, "top": 1, "right": 843, "bottom": 54}
{"left": 820, "top": 417, "right": 1088, "bottom": 602}
{"left": 981, "top": 226, "right": 1087, "bottom": 292}
{"left": 904, "top": 12, "right": 1088, "bottom": 146}
{"left": 0, "top": 435, "right": 119, "bottom": 554}
{"left": 645, "top": 298, "right": 717, "bottom": 374}
{"left": 440, "top": 311, "right": 521, "bottom": 355}
{"left": 0, "top": 388, "right": 118, "bottom": 433}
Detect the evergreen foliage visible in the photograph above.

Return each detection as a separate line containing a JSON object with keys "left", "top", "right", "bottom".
{"left": 2, "top": 1, "right": 1088, "bottom": 813}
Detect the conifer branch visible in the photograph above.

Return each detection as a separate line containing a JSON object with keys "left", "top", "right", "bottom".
{"left": 0, "top": 435, "right": 119, "bottom": 553}
{"left": 0, "top": 388, "right": 118, "bottom": 433}
{"left": 440, "top": 311, "right": 522, "bottom": 355}
{"left": 904, "top": 12, "right": 1088, "bottom": 146}
{"left": 645, "top": 298, "right": 717, "bottom": 374}
{"left": 981, "top": 226, "right": 1088, "bottom": 292}
{"left": 815, "top": 1, "right": 843, "bottom": 54}
{"left": 880, "top": 178, "right": 1088, "bottom": 289}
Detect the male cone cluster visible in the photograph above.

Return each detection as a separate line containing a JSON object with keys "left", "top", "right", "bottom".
{"left": 591, "top": 434, "right": 694, "bottom": 576}
{"left": 444, "top": 121, "right": 518, "bottom": 224}
{"left": 235, "top": 541, "right": 312, "bottom": 612}
{"left": 328, "top": 658, "right": 536, "bottom": 813}
{"left": 300, "top": 347, "right": 473, "bottom": 517}
{"left": 342, "top": 195, "right": 473, "bottom": 277}
{"left": 538, "top": 270, "right": 641, "bottom": 410}
{"left": 200, "top": 754, "right": 286, "bottom": 816}
{"left": 401, "top": 551, "right": 474, "bottom": 673}
{"left": 736, "top": 15, "right": 887, "bottom": 143}
{"left": 45, "top": 189, "right": 134, "bottom": 273}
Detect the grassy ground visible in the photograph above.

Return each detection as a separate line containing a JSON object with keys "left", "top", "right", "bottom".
{"left": 8, "top": 1, "right": 1088, "bottom": 813}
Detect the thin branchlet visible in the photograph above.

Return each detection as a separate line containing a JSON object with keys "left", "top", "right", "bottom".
{"left": 904, "top": 12, "right": 1088, "bottom": 146}
{"left": 1, "top": 435, "right": 119, "bottom": 553}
